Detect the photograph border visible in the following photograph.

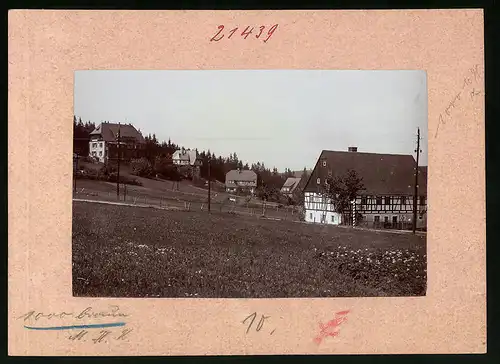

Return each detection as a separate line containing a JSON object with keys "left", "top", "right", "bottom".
{"left": 8, "top": 8, "right": 487, "bottom": 356}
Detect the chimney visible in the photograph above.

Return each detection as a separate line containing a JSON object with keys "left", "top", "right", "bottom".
{"left": 348, "top": 146, "right": 358, "bottom": 152}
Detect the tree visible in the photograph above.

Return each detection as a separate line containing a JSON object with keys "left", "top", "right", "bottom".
{"left": 324, "top": 169, "right": 365, "bottom": 215}
{"left": 130, "top": 157, "right": 153, "bottom": 177}
{"left": 153, "top": 154, "right": 173, "bottom": 176}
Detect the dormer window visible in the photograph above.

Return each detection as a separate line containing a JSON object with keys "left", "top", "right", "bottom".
{"left": 322, "top": 161, "right": 327, "bottom": 167}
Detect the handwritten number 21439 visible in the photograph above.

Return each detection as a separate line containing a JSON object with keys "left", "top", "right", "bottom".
{"left": 210, "top": 24, "right": 278, "bottom": 43}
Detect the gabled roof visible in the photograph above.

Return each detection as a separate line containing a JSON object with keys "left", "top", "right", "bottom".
{"left": 90, "top": 122, "right": 145, "bottom": 143}
{"left": 172, "top": 149, "right": 199, "bottom": 165}
{"left": 225, "top": 169, "right": 257, "bottom": 184}
{"left": 281, "top": 177, "right": 302, "bottom": 193}
{"left": 303, "top": 150, "right": 426, "bottom": 196}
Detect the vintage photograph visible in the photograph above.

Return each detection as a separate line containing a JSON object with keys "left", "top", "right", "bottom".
{"left": 72, "top": 70, "right": 428, "bottom": 298}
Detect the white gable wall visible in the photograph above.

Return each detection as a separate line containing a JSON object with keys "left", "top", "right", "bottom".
{"left": 304, "top": 192, "right": 342, "bottom": 225}
{"left": 89, "top": 140, "right": 106, "bottom": 163}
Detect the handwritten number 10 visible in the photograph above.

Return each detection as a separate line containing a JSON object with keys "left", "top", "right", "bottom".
{"left": 210, "top": 24, "right": 279, "bottom": 43}
{"left": 243, "top": 312, "right": 272, "bottom": 334}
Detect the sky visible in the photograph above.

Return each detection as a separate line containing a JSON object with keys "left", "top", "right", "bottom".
{"left": 74, "top": 70, "right": 428, "bottom": 171}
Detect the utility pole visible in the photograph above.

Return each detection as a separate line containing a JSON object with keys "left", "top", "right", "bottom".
{"left": 116, "top": 123, "right": 121, "bottom": 199}
{"left": 73, "top": 152, "right": 78, "bottom": 194}
{"left": 412, "top": 127, "right": 421, "bottom": 234}
{"left": 207, "top": 157, "right": 211, "bottom": 212}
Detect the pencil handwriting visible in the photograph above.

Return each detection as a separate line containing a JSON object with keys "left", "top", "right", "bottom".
{"left": 67, "top": 328, "right": 133, "bottom": 344}
{"left": 434, "top": 64, "right": 482, "bottom": 139}
{"left": 17, "top": 305, "right": 128, "bottom": 322}
{"left": 210, "top": 24, "right": 279, "bottom": 43}
{"left": 242, "top": 312, "right": 276, "bottom": 335}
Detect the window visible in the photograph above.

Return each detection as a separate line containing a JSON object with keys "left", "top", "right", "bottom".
{"left": 310, "top": 213, "right": 313, "bottom": 219}
{"left": 384, "top": 197, "right": 391, "bottom": 205}
{"left": 99, "top": 142, "right": 103, "bottom": 147}
{"left": 361, "top": 197, "right": 367, "bottom": 205}
{"left": 392, "top": 216, "right": 398, "bottom": 224}
{"left": 92, "top": 143, "right": 97, "bottom": 148}
{"left": 99, "top": 151, "right": 102, "bottom": 156}
{"left": 374, "top": 216, "right": 380, "bottom": 222}
{"left": 401, "top": 196, "right": 406, "bottom": 205}
{"left": 419, "top": 195, "right": 426, "bottom": 206}
{"left": 384, "top": 216, "right": 389, "bottom": 223}
{"left": 331, "top": 215, "right": 335, "bottom": 222}
{"left": 322, "top": 161, "right": 327, "bottom": 167}
{"left": 316, "top": 178, "right": 321, "bottom": 185}
{"left": 376, "top": 197, "right": 382, "bottom": 205}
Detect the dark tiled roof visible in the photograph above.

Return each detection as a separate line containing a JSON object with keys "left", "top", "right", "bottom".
{"left": 90, "top": 122, "right": 145, "bottom": 143}
{"left": 225, "top": 170, "right": 257, "bottom": 187}
{"left": 303, "top": 150, "right": 426, "bottom": 196}
{"left": 418, "top": 166, "right": 428, "bottom": 194}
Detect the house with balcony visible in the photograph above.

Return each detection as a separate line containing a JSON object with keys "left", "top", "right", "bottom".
{"left": 302, "top": 147, "right": 427, "bottom": 230}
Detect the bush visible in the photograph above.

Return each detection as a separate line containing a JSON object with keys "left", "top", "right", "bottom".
{"left": 154, "top": 156, "right": 174, "bottom": 176}
{"left": 98, "top": 164, "right": 117, "bottom": 176}
{"left": 107, "top": 173, "right": 143, "bottom": 186}
{"left": 130, "top": 158, "right": 153, "bottom": 177}
{"left": 178, "top": 165, "right": 192, "bottom": 180}
{"left": 75, "top": 165, "right": 142, "bottom": 186}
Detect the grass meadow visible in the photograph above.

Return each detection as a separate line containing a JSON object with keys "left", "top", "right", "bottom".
{"left": 72, "top": 200, "right": 427, "bottom": 298}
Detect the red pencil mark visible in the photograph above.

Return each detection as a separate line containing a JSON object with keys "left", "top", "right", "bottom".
{"left": 210, "top": 25, "right": 225, "bottom": 42}
{"left": 313, "top": 310, "right": 350, "bottom": 345}
{"left": 209, "top": 24, "right": 278, "bottom": 43}
{"left": 227, "top": 27, "right": 239, "bottom": 39}
{"left": 255, "top": 26, "right": 265, "bottom": 39}
{"left": 336, "top": 310, "right": 350, "bottom": 316}
{"left": 241, "top": 26, "right": 254, "bottom": 39}
{"left": 263, "top": 24, "right": 279, "bottom": 43}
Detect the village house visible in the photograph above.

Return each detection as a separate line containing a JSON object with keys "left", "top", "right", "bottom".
{"left": 281, "top": 177, "right": 302, "bottom": 196}
{"left": 302, "top": 147, "right": 427, "bottom": 230}
{"left": 225, "top": 169, "right": 258, "bottom": 195}
{"left": 172, "top": 148, "right": 201, "bottom": 166}
{"left": 280, "top": 177, "right": 304, "bottom": 203}
{"left": 89, "top": 122, "right": 145, "bottom": 163}
{"left": 171, "top": 148, "right": 202, "bottom": 179}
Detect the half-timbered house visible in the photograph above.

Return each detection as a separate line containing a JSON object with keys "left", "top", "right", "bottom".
{"left": 302, "top": 148, "right": 427, "bottom": 230}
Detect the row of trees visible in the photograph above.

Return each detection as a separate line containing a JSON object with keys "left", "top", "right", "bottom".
{"left": 73, "top": 116, "right": 310, "bottom": 200}
{"left": 73, "top": 117, "right": 96, "bottom": 156}
{"left": 73, "top": 116, "right": 368, "bottom": 213}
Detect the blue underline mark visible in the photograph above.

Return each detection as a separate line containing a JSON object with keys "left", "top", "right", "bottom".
{"left": 24, "top": 322, "right": 126, "bottom": 330}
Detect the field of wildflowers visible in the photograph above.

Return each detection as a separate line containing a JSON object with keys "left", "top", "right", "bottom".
{"left": 72, "top": 201, "right": 426, "bottom": 298}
